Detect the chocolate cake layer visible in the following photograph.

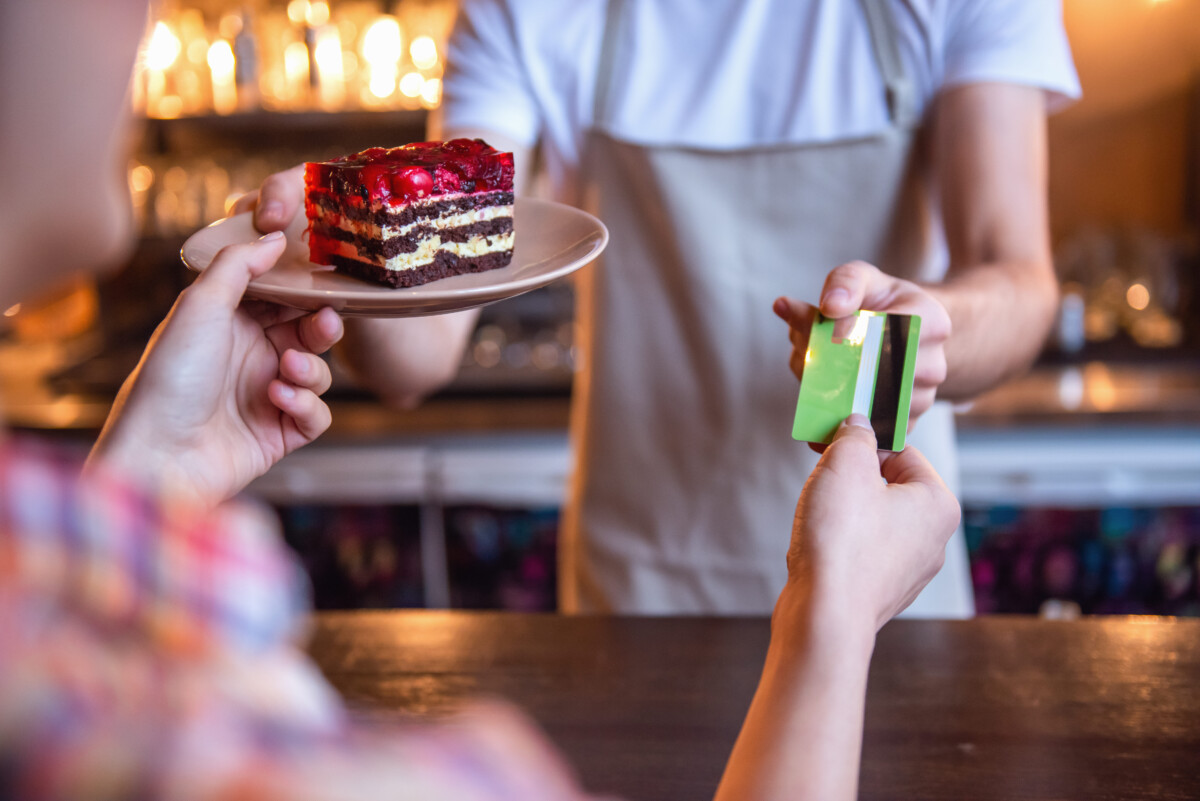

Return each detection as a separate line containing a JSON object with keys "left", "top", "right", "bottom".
{"left": 309, "top": 190, "right": 514, "bottom": 228}
{"left": 330, "top": 249, "right": 514, "bottom": 288}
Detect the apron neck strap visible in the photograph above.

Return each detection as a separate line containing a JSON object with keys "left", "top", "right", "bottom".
{"left": 594, "top": 0, "right": 626, "bottom": 128}
{"left": 594, "top": 0, "right": 917, "bottom": 130}
{"left": 858, "top": 0, "right": 919, "bottom": 128}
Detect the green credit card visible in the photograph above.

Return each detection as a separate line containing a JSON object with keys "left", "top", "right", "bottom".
{"left": 791, "top": 311, "right": 921, "bottom": 452}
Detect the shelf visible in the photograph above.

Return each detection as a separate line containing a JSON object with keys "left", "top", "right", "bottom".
{"left": 138, "top": 108, "right": 429, "bottom": 154}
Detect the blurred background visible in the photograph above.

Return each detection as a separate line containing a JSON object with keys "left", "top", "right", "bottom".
{"left": 1, "top": 0, "right": 1198, "bottom": 616}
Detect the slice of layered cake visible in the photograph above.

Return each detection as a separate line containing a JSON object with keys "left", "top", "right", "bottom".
{"left": 304, "top": 139, "right": 515, "bottom": 288}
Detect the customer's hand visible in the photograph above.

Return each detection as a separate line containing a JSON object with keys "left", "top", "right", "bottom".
{"left": 229, "top": 163, "right": 305, "bottom": 233}
{"left": 89, "top": 231, "right": 343, "bottom": 506}
{"left": 773, "top": 260, "right": 952, "bottom": 425}
{"left": 785, "top": 413, "right": 960, "bottom": 632}
{"left": 716, "top": 414, "right": 960, "bottom": 801}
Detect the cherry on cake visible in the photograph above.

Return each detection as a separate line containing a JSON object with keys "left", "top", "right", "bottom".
{"left": 303, "top": 139, "right": 515, "bottom": 288}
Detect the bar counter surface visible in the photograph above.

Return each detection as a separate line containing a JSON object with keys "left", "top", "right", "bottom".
{"left": 309, "top": 612, "right": 1200, "bottom": 801}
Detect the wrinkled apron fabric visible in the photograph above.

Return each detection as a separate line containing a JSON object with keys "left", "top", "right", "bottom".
{"left": 561, "top": 0, "right": 974, "bottom": 617}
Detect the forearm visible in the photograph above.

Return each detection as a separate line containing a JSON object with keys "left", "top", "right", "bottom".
{"left": 926, "top": 255, "right": 1058, "bottom": 401}
{"left": 931, "top": 83, "right": 1059, "bottom": 402}
{"left": 714, "top": 584, "right": 875, "bottom": 801}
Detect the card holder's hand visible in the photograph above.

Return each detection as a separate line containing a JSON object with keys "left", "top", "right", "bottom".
{"left": 773, "top": 296, "right": 819, "bottom": 385}
{"left": 787, "top": 414, "right": 960, "bottom": 630}
{"left": 774, "top": 260, "right": 951, "bottom": 426}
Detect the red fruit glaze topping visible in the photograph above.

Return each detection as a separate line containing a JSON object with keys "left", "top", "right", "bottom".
{"left": 304, "top": 138, "right": 514, "bottom": 205}
{"left": 392, "top": 166, "right": 434, "bottom": 199}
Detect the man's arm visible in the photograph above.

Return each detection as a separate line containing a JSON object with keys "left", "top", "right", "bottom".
{"left": 776, "top": 83, "right": 1059, "bottom": 414}
{"left": 926, "top": 82, "right": 1058, "bottom": 400}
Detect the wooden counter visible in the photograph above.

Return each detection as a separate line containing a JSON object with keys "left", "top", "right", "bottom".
{"left": 309, "top": 612, "right": 1200, "bottom": 801}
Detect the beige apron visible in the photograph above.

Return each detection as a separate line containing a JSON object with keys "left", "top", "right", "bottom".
{"left": 562, "top": 0, "right": 974, "bottom": 617}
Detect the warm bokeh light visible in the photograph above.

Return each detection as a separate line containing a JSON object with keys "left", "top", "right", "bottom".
{"left": 307, "top": 0, "right": 331, "bottom": 27}
{"left": 186, "top": 37, "right": 208, "bottom": 65}
{"left": 129, "top": 164, "right": 155, "bottom": 193}
{"left": 287, "top": 0, "right": 310, "bottom": 26}
{"left": 314, "top": 35, "right": 342, "bottom": 75}
{"left": 208, "top": 40, "right": 237, "bottom": 114}
{"left": 420, "top": 77, "right": 441, "bottom": 107}
{"left": 1083, "top": 361, "right": 1117, "bottom": 411}
{"left": 1126, "top": 282, "right": 1150, "bottom": 311}
{"left": 411, "top": 35, "right": 438, "bottom": 70}
{"left": 132, "top": 2, "right": 455, "bottom": 116}
{"left": 145, "top": 22, "right": 182, "bottom": 71}
{"left": 362, "top": 17, "right": 403, "bottom": 65}
{"left": 313, "top": 28, "right": 346, "bottom": 108}
{"left": 363, "top": 16, "right": 402, "bottom": 101}
{"left": 370, "top": 71, "right": 397, "bottom": 98}
{"left": 207, "top": 40, "right": 235, "bottom": 78}
{"left": 285, "top": 41, "right": 311, "bottom": 88}
{"left": 399, "top": 71, "right": 424, "bottom": 98}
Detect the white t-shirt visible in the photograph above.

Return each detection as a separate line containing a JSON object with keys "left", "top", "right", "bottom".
{"left": 442, "top": 0, "right": 1081, "bottom": 199}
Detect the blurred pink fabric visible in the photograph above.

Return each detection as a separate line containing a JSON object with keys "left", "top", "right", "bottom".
{"left": 0, "top": 437, "right": 602, "bottom": 801}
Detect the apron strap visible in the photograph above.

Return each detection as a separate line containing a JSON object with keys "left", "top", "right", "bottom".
{"left": 593, "top": 0, "right": 626, "bottom": 128}
{"left": 858, "top": 0, "right": 919, "bottom": 128}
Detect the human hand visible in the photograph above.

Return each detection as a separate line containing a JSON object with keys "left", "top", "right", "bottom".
{"left": 714, "top": 416, "right": 958, "bottom": 801}
{"left": 228, "top": 163, "right": 305, "bottom": 233}
{"left": 90, "top": 231, "right": 344, "bottom": 506}
{"left": 784, "top": 414, "right": 960, "bottom": 633}
{"left": 773, "top": 260, "right": 952, "bottom": 425}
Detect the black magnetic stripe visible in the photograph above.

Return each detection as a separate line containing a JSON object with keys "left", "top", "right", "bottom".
{"left": 869, "top": 314, "right": 910, "bottom": 449}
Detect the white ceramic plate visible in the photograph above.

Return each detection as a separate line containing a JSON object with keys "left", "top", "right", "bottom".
{"left": 180, "top": 197, "right": 607, "bottom": 317}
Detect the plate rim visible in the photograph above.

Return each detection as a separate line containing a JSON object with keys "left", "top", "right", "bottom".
{"left": 179, "top": 196, "right": 607, "bottom": 310}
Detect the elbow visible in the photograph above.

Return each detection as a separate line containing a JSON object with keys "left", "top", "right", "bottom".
{"left": 333, "top": 314, "right": 475, "bottom": 410}
{"left": 334, "top": 344, "right": 461, "bottom": 411}
{"left": 1028, "top": 258, "right": 1061, "bottom": 358}
{"left": 994, "top": 258, "right": 1059, "bottom": 384}
{"left": 376, "top": 363, "right": 459, "bottom": 411}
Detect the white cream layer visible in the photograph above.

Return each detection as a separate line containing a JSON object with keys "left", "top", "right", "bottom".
{"left": 319, "top": 231, "right": 515, "bottom": 273}
{"left": 315, "top": 205, "right": 512, "bottom": 242}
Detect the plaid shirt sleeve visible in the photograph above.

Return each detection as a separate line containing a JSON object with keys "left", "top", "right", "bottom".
{"left": 0, "top": 436, "right": 310, "bottom": 656}
{"left": 0, "top": 438, "right": 605, "bottom": 801}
